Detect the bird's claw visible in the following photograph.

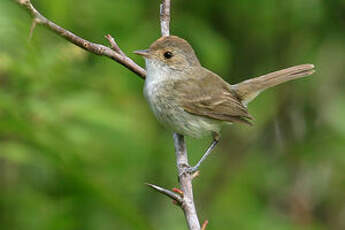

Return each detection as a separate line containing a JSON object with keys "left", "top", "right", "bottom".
{"left": 179, "top": 166, "right": 198, "bottom": 177}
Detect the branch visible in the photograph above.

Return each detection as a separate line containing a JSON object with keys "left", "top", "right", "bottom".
{"left": 15, "top": 0, "right": 146, "bottom": 79}
{"left": 145, "top": 183, "right": 183, "bottom": 205}
{"left": 201, "top": 220, "right": 209, "bottom": 230}
{"left": 160, "top": 0, "right": 171, "bottom": 36}
{"left": 147, "top": 1, "right": 202, "bottom": 229}
{"left": 173, "top": 133, "right": 201, "bottom": 230}
{"left": 16, "top": 0, "right": 202, "bottom": 229}
{"left": 105, "top": 34, "right": 126, "bottom": 57}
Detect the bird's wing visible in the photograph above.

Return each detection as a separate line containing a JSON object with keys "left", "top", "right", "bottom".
{"left": 175, "top": 68, "right": 253, "bottom": 125}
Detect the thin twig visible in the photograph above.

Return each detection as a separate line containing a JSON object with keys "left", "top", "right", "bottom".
{"left": 105, "top": 34, "right": 126, "bottom": 57}
{"left": 15, "top": 0, "right": 146, "bottom": 78}
{"left": 160, "top": 0, "right": 171, "bottom": 36}
{"left": 201, "top": 220, "right": 209, "bottom": 230}
{"left": 145, "top": 183, "right": 183, "bottom": 205}
{"left": 28, "top": 18, "right": 38, "bottom": 40}
{"left": 191, "top": 170, "right": 200, "bottom": 180}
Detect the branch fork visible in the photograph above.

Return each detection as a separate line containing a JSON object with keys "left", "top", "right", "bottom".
{"left": 16, "top": 0, "right": 146, "bottom": 78}
{"left": 105, "top": 34, "right": 126, "bottom": 57}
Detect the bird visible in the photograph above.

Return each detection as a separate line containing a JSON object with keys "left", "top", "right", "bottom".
{"left": 134, "top": 35, "right": 315, "bottom": 174}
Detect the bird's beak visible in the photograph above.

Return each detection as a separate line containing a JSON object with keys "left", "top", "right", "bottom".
{"left": 133, "top": 49, "right": 150, "bottom": 58}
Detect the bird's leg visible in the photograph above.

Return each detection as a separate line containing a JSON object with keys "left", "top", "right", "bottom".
{"left": 181, "top": 133, "right": 220, "bottom": 176}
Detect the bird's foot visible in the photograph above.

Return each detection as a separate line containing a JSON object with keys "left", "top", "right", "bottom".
{"left": 178, "top": 165, "right": 199, "bottom": 177}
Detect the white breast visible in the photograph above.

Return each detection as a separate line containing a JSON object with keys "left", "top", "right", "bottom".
{"left": 143, "top": 59, "right": 221, "bottom": 138}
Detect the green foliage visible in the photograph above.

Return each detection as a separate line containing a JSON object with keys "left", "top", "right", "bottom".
{"left": 0, "top": 0, "right": 344, "bottom": 230}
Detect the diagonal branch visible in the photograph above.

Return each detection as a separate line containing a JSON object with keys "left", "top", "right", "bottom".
{"left": 145, "top": 183, "right": 183, "bottom": 205}
{"left": 201, "top": 220, "right": 209, "bottom": 230}
{"left": 105, "top": 34, "right": 126, "bottom": 57}
{"left": 15, "top": 0, "right": 146, "bottom": 79}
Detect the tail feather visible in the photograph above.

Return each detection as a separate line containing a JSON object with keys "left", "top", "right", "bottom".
{"left": 231, "top": 64, "right": 315, "bottom": 105}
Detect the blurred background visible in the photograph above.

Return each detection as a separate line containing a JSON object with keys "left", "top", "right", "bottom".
{"left": 0, "top": 0, "right": 344, "bottom": 230}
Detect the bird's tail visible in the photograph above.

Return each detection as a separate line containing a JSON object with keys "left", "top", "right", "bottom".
{"left": 231, "top": 64, "right": 315, "bottom": 105}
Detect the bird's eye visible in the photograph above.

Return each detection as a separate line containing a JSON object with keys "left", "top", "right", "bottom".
{"left": 163, "top": 51, "right": 173, "bottom": 59}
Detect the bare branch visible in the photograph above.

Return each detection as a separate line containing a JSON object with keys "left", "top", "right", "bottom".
{"left": 160, "top": 1, "right": 202, "bottom": 229}
{"left": 160, "top": 0, "right": 171, "bottom": 36}
{"left": 173, "top": 133, "right": 201, "bottom": 230}
{"left": 15, "top": 0, "right": 146, "bottom": 79}
{"left": 28, "top": 18, "right": 38, "bottom": 40}
{"left": 191, "top": 170, "right": 200, "bottom": 180}
{"left": 145, "top": 183, "right": 183, "bottom": 204}
{"left": 105, "top": 34, "right": 126, "bottom": 57}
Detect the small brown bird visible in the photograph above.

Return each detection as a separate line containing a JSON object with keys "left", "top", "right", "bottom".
{"left": 135, "top": 36, "right": 315, "bottom": 173}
